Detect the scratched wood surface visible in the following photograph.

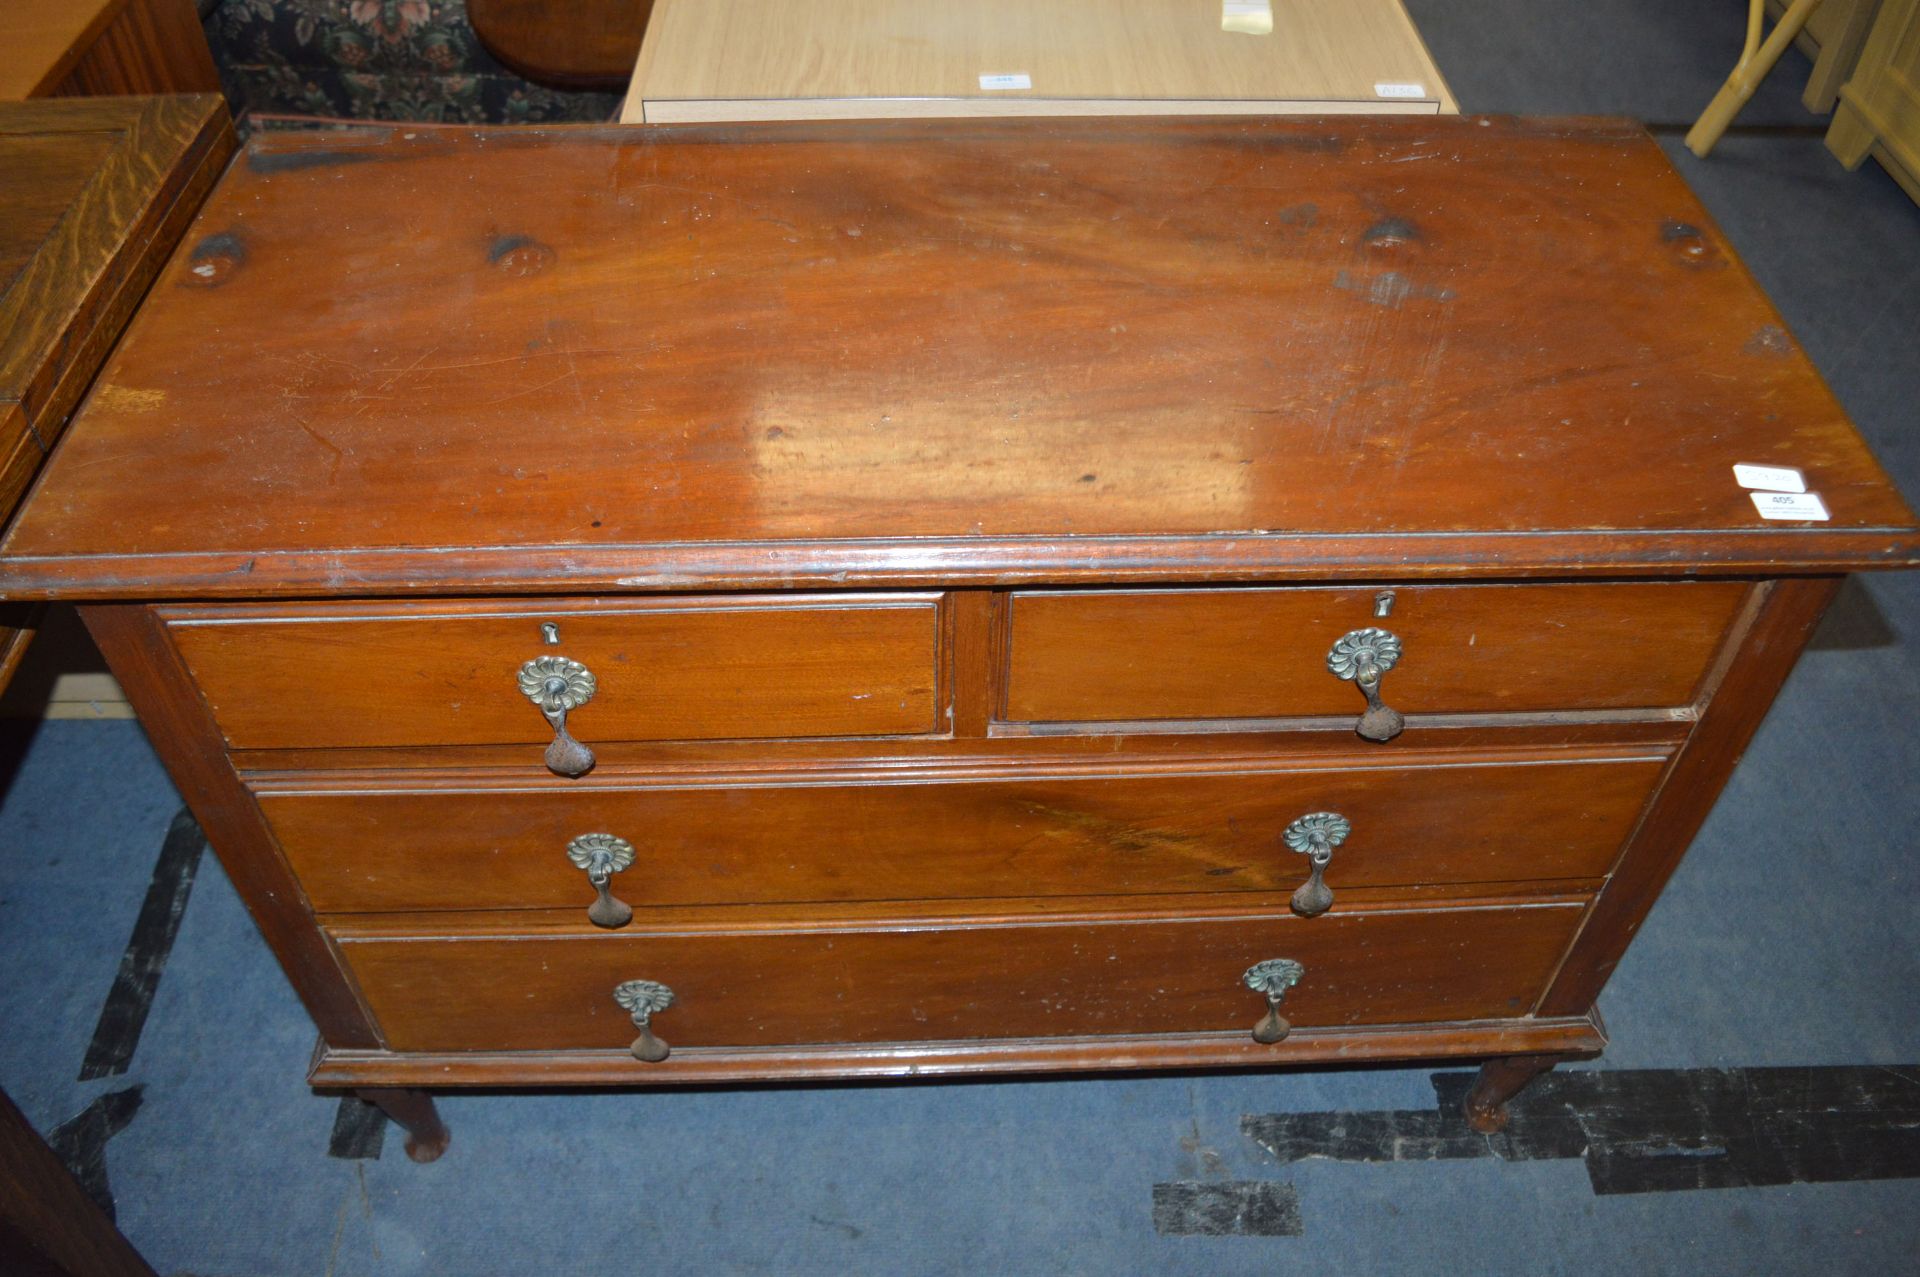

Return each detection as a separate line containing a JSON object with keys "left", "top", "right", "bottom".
{"left": 1, "top": 116, "right": 1914, "bottom": 600}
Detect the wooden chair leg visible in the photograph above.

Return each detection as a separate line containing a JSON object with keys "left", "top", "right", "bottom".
{"left": 356, "top": 1088, "right": 450, "bottom": 1163}
{"left": 1687, "top": 0, "right": 1826, "bottom": 158}
{"left": 1462, "top": 1053, "right": 1568, "bottom": 1134}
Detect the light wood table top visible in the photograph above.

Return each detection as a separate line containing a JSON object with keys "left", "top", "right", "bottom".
{"left": 622, "top": 0, "right": 1457, "bottom": 123}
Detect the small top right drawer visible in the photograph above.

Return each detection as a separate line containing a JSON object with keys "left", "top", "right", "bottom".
{"left": 1001, "top": 581, "right": 1749, "bottom": 726}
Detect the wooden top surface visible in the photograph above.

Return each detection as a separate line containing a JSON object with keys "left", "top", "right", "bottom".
{"left": 0, "top": 94, "right": 231, "bottom": 521}
{"left": 624, "top": 0, "right": 1456, "bottom": 122}
{"left": 0, "top": 0, "right": 125, "bottom": 99}
{"left": 1, "top": 116, "right": 1915, "bottom": 600}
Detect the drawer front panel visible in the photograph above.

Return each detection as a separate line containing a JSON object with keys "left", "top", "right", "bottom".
{"left": 164, "top": 595, "right": 943, "bottom": 749}
{"left": 337, "top": 900, "right": 1588, "bottom": 1052}
{"left": 265, "top": 754, "right": 1662, "bottom": 913}
{"left": 1003, "top": 582, "right": 1748, "bottom": 724}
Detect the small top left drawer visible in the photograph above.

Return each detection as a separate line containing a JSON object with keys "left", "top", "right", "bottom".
{"left": 160, "top": 595, "right": 944, "bottom": 751}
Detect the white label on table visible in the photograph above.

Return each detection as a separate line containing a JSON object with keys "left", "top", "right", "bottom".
{"left": 1374, "top": 82, "right": 1428, "bottom": 99}
{"left": 978, "top": 73, "right": 1032, "bottom": 91}
{"left": 1751, "top": 490, "right": 1830, "bottom": 521}
{"left": 1732, "top": 463, "right": 1808, "bottom": 493}
{"left": 1222, "top": 0, "right": 1273, "bottom": 35}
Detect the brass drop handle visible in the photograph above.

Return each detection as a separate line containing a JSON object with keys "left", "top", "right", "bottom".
{"left": 613, "top": 979, "right": 675, "bottom": 1062}
{"left": 1284, "top": 812, "right": 1349, "bottom": 918}
{"left": 517, "top": 655, "right": 597, "bottom": 776}
{"left": 1243, "top": 958, "right": 1305, "bottom": 1044}
{"left": 1327, "top": 627, "right": 1405, "bottom": 742}
{"left": 567, "top": 833, "right": 635, "bottom": 928}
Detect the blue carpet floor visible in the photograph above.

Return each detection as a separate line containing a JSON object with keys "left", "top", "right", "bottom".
{"left": 3, "top": 3, "right": 1919, "bottom": 1272}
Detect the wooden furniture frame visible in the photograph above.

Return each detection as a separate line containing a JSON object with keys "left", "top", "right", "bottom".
{"left": 1, "top": 117, "right": 1913, "bottom": 1156}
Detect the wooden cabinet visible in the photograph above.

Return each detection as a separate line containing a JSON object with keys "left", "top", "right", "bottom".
{"left": 0, "top": 95, "right": 231, "bottom": 710}
{"left": 0, "top": 117, "right": 1914, "bottom": 1153}
{"left": 1828, "top": 0, "right": 1920, "bottom": 203}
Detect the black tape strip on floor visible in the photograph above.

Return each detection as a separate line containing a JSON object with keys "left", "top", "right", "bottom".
{"left": 327, "top": 1095, "right": 389, "bottom": 1160}
{"left": 78, "top": 807, "right": 207, "bottom": 1081}
{"left": 1244, "top": 1065, "right": 1920, "bottom": 1197}
{"left": 1152, "top": 1181, "right": 1302, "bottom": 1236}
{"left": 48, "top": 1086, "right": 144, "bottom": 1221}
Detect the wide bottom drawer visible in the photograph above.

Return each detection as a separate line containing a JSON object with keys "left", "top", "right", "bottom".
{"left": 335, "top": 898, "right": 1588, "bottom": 1053}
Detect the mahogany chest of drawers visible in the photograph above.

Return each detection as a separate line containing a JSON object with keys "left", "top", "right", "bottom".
{"left": 2, "top": 116, "right": 1915, "bottom": 1161}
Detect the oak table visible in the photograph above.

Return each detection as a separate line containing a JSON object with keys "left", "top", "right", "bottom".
{"left": 0, "top": 92, "right": 231, "bottom": 1277}
{"left": 621, "top": 0, "right": 1457, "bottom": 123}
{"left": 0, "top": 117, "right": 1914, "bottom": 1158}
{"left": 0, "top": 94, "right": 232, "bottom": 708}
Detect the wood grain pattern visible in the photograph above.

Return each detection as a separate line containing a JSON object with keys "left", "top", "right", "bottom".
{"left": 1538, "top": 577, "right": 1842, "bottom": 1014}
{"left": 309, "top": 1011, "right": 1608, "bottom": 1086}
{"left": 624, "top": 0, "right": 1456, "bottom": 123}
{"left": 335, "top": 896, "right": 1589, "bottom": 1051}
{"left": 0, "top": 96, "right": 232, "bottom": 475}
{"left": 256, "top": 750, "right": 1666, "bottom": 913}
{"left": 1003, "top": 582, "right": 1748, "bottom": 723}
{"left": 469, "top": 0, "right": 654, "bottom": 88}
{"left": 2, "top": 117, "right": 1914, "bottom": 601}
{"left": 49, "top": 0, "right": 220, "bottom": 99}
{"left": 162, "top": 594, "right": 942, "bottom": 749}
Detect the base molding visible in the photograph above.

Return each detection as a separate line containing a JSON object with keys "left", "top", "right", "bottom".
{"left": 309, "top": 1013, "right": 1606, "bottom": 1088}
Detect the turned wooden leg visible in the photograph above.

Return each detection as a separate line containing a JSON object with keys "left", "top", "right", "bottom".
{"left": 1463, "top": 1054, "right": 1566, "bottom": 1134}
{"left": 356, "top": 1088, "right": 449, "bottom": 1163}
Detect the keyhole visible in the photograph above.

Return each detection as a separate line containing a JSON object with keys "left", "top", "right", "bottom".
{"left": 1373, "top": 591, "right": 1395, "bottom": 618}
{"left": 541, "top": 622, "right": 561, "bottom": 645}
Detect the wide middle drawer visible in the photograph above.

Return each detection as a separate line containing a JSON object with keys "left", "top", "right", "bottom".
{"left": 260, "top": 751, "right": 1664, "bottom": 913}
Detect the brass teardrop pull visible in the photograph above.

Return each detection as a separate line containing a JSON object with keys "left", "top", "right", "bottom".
{"left": 1283, "top": 812, "right": 1350, "bottom": 918}
{"left": 1243, "top": 958, "right": 1305, "bottom": 1044}
{"left": 517, "top": 655, "right": 597, "bottom": 776}
{"left": 613, "top": 979, "right": 675, "bottom": 1062}
{"left": 566, "top": 833, "right": 636, "bottom": 928}
{"left": 1327, "top": 627, "right": 1405, "bottom": 742}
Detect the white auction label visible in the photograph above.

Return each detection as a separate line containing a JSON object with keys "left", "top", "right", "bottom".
{"left": 1222, "top": 0, "right": 1273, "bottom": 35}
{"left": 1374, "top": 82, "right": 1427, "bottom": 99}
{"left": 1732, "top": 463, "right": 1807, "bottom": 493}
{"left": 978, "top": 73, "right": 1032, "bottom": 91}
{"left": 1751, "top": 490, "right": 1830, "bottom": 521}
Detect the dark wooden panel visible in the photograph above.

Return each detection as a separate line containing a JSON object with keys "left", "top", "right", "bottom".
{"left": 1004, "top": 581, "right": 1749, "bottom": 723}
{"left": 1540, "top": 576, "right": 1842, "bottom": 1015}
{"left": 164, "top": 595, "right": 944, "bottom": 749}
{"left": 2, "top": 117, "right": 1914, "bottom": 600}
{"left": 0, "top": 1087, "right": 157, "bottom": 1277}
{"left": 259, "top": 751, "right": 1664, "bottom": 913}
{"left": 308, "top": 1011, "right": 1609, "bottom": 1086}
{"left": 81, "top": 605, "right": 381, "bottom": 1048}
{"left": 0, "top": 406, "right": 42, "bottom": 521}
{"left": 52, "top": 0, "right": 220, "bottom": 98}
{"left": 337, "top": 897, "right": 1589, "bottom": 1051}
{"left": 468, "top": 0, "right": 653, "bottom": 88}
